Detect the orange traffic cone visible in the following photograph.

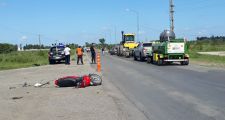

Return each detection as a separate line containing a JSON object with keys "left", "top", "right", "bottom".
{"left": 97, "top": 52, "right": 101, "bottom": 72}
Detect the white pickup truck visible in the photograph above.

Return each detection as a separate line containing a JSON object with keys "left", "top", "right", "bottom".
{"left": 133, "top": 42, "right": 153, "bottom": 61}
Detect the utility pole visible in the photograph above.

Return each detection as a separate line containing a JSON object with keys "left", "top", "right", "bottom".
{"left": 38, "top": 34, "right": 41, "bottom": 49}
{"left": 137, "top": 12, "right": 139, "bottom": 42}
{"left": 170, "top": 0, "right": 175, "bottom": 32}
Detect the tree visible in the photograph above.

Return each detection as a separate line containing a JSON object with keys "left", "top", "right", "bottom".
{"left": 85, "top": 42, "right": 90, "bottom": 47}
{"left": 99, "top": 38, "right": 106, "bottom": 45}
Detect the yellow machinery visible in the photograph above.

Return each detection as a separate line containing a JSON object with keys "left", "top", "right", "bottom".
{"left": 117, "top": 31, "right": 138, "bottom": 57}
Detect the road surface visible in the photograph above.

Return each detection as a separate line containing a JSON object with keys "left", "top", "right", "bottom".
{"left": 101, "top": 54, "right": 225, "bottom": 120}
{"left": 0, "top": 55, "right": 147, "bottom": 120}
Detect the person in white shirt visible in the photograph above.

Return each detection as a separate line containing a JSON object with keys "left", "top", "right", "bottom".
{"left": 64, "top": 45, "right": 71, "bottom": 65}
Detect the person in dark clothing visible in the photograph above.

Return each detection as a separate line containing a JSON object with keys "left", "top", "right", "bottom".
{"left": 101, "top": 47, "right": 105, "bottom": 55}
{"left": 90, "top": 44, "right": 96, "bottom": 64}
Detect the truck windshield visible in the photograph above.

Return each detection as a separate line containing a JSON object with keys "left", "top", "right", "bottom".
{"left": 125, "top": 35, "right": 134, "bottom": 41}
{"left": 143, "top": 43, "right": 152, "bottom": 47}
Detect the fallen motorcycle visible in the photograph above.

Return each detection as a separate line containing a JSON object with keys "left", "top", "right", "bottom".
{"left": 54, "top": 74, "right": 102, "bottom": 88}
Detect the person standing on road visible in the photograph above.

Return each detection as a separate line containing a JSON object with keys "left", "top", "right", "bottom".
{"left": 101, "top": 47, "right": 105, "bottom": 55}
{"left": 76, "top": 46, "right": 84, "bottom": 65}
{"left": 90, "top": 44, "right": 96, "bottom": 64}
{"left": 64, "top": 45, "right": 71, "bottom": 65}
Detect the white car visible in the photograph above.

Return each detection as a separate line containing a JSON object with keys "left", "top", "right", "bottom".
{"left": 133, "top": 42, "right": 153, "bottom": 61}
{"left": 85, "top": 47, "right": 90, "bottom": 52}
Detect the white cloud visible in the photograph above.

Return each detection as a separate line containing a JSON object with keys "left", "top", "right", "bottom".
{"left": 21, "top": 36, "right": 28, "bottom": 41}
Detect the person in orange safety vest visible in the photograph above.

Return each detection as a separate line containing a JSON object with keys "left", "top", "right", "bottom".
{"left": 76, "top": 46, "right": 84, "bottom": 65}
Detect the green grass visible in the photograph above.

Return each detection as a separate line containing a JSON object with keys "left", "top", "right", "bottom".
{"left": 0, "top": 51, "right": 49, "bottom": 70}
{"left": 189, "top": 41, "right": 225, "bottom": 52}
{"left": 187, "top": 41, "right": 225, "bottom": 66}
{"left": 0, "top": 49, "right": 78, "bottom": 70}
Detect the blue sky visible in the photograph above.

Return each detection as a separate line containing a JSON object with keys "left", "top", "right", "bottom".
{"left": 0, "top": 0, "right": 225, "bottom": 45}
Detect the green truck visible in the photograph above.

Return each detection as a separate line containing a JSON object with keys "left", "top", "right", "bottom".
{"left": 150, "top": 30, "right": 189, "bottom": 65}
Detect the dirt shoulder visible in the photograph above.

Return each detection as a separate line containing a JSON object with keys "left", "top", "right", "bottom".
{"left": 0, "top": 54, "right": 147, "bottom": 120}
{"left": 198, "top": 51, "right": 225, "bottom": 56}
{"left": 190, "top": 59, "right": 225, "bottom": 69}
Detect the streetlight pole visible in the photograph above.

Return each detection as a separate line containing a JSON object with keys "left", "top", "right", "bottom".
{"left": 126, "top": 9, "right": 140, "bottom": 42}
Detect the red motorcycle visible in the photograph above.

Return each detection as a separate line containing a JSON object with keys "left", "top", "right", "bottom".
{"left": 54, "top": 74, "right": 102, "bottom": 88}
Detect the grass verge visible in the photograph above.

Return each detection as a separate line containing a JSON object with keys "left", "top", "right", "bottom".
{"left": 0, "top": 51, "right": 49, "bottom": 70}
{"left": 189, "top": 52, "right": 225, "bottom": 68}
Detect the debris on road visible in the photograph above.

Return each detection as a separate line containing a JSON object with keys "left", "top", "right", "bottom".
{"left": 12, "top": 96, "right": 23, "bottom": 100}
{"left": 22, "top": 82, "right": 28, "bottom": 87}
{"left": 34, "top": 83, "right": 42, "bottom": 87}
{"left": 9, "top": 87, "right": 16, "bottom": 89}
{"left": 34, "top": 81, "right": 50, "bottom": 87}
{"left": 55, "top": 74, "right": 102, "bottom": 88}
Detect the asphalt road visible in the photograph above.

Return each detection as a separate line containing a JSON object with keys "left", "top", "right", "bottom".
{"left": 101, "top": 54, "right": 225, "bottom": 120}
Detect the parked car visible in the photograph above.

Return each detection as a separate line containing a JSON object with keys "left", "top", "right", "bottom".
{"left": 48, "top": 44, "right": 65, "bottom": 64}
{"left": 133, "top": 42, "right": 153, "bottom": 61}
{"left": 85, "top": 47, "right": 90, "bottom": 52}
{"left": 109, "top": 47, "right": 117, "bottom": 55}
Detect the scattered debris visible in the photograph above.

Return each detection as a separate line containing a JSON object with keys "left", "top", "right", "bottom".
{"left": 9, "top": 87, "right": 16, "bottom": 89}
{"left": 34, "top": 82, "right": 50, "bottom": 87}
{"left": 22, "top": 82, "right": 32, "bottom": 87}
{"left": 34, "top": 83, "right": 42, "bottom": 87}
{"left": 22, "top": 82, "right": 28, "bottom": 87}
{"left": 33, "top": 63, "right": 41, "bottom": 66}
{"left": 12, "top": 96, "right": 23, "bottom": 100}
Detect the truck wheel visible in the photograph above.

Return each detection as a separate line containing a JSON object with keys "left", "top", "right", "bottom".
{"left": 180, "top": 61, "right": 185, "bottom": 65}
{"left": 140, "top": 53, "right": 145, "bottom": 61}
{"left": 126, "top": 52, "right": 130, "bottom": 58}
{"left": 134, "top": 54, "right": 137, "bottom": 61}
{"left": 185, "top": 60, "right": 189, "bottom": 65}
{"left": 147, "top": 57, "right": 152, "bottom": 63}
{"left": 158, "top": 59, "right": 163, "bottom": 66}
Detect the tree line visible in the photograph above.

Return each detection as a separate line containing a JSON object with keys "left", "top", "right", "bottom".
{"left": 197, "top": 36, "right": 225, "bottom": 41}
{"left": 23, "top": 44, "right": 51, "bottom": 49}
{"left": 0, "top": 43, "right": 17, "bottom": 54}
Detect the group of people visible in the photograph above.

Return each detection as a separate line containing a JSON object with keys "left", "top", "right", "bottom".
{"left": 63, "top": 44, "right": 97, "bottom": 65}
